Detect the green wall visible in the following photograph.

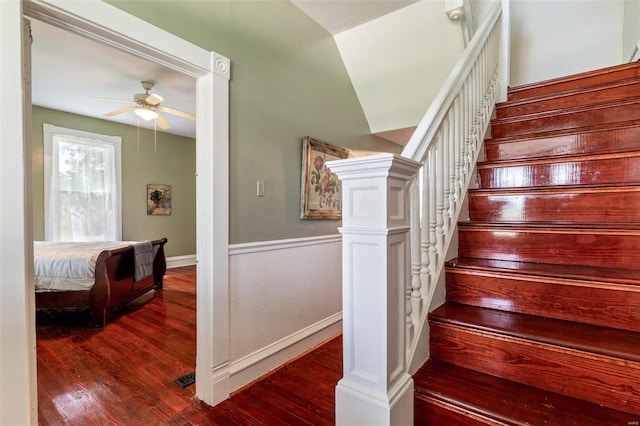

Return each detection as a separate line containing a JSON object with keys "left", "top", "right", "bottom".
{"left": 106, "top": 0, "right": 402, "bottom": 244}
{"left": 32, "top": 106, "right": 196, "bottom": 257}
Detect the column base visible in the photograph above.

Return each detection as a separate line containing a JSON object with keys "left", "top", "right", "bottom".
{"left": 335, "top": 374, "right": 414, "bottom": 426}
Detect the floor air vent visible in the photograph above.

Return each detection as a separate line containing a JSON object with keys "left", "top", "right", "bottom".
{"left": 174, "top": 371, "right": 195, "bottom": 388}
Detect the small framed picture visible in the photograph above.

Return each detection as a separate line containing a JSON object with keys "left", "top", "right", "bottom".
{"left": 300, "top": 137, "right": 348, "bottom": 219}
{"left": 147, "top": 184, "right": 172, "bottom": 215}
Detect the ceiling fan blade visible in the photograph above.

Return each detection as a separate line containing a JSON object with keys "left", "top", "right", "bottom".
{"left": 158, "top": 106, "right": 196, "bottom": 121}
{"left": 156, "top": 113, "right": 171, "bottom": 130}
{"left": 104, "top": 106, "right": 137, "bottom": 117}
{"left": 90, "top": 96, "right": 137, "bottom": 104}
{"left": 145, "top": 93, "right": 163, "bottom": 106}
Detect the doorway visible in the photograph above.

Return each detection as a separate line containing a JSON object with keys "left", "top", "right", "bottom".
{"left": 0, "top": 1, "right": 230, "bottom": 422}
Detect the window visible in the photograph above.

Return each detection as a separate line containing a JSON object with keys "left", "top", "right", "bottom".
{"left": 43, "top": 124, "right": 122, "bottom": 242}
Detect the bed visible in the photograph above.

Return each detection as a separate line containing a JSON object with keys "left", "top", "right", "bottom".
{"left": 34, "top": 238, "right": 167, "bottom": 327}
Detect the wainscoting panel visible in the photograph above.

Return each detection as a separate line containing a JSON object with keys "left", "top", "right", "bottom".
{"left": 228, "top": 234, "right": 342, "bottom": 391}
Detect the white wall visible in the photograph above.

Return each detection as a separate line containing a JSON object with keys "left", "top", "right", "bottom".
{"left": 510, "top": 0, "right": 624, "bottom": 87}
{"left": 228, "top": 235, "right": 342, "bottom": 389}
{"left": 472, "top": 0, "right": 500, "bottom": 31}
{"left": 335, "top": 0, "right": 464, "bottom": 134}
{"left": 624, "top": 0, "right": 640, "bottom": 61}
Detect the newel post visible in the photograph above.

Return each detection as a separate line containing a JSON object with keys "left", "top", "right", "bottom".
{"left": 327, "top": 154, "right": 421, "bottom": 426}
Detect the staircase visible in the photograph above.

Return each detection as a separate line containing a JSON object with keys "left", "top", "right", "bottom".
{"left": 413, "top": 62, "right": 640, "bottom": 424}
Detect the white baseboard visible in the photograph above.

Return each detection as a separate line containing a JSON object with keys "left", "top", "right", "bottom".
{"left": 166, "top": 254, "right": 196, "bottom": 268}
{"left": 229, "top": 312, "right": 342, "bottom": 392}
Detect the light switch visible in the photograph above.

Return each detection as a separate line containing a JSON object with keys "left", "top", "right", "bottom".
{"left": 257, "top": 180, "right": 265, "bottom": 197}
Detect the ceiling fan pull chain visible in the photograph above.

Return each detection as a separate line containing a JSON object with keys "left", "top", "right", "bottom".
{"left": 137, "top": 116, "right": 141, "bottom": 151}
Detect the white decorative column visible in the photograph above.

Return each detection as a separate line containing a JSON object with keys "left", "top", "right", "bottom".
{"left": 327, "top": 154, "right": 421, "bottom": 426}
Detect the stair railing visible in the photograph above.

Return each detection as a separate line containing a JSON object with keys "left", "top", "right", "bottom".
{"left": 327, "top": 2, "right": 507, "bottom": 423}
{"left": 403, "top": 0, "right": 505, "bottom": 368}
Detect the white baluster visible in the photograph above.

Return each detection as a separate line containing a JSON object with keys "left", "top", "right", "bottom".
{"left": 441, "top": 119, "right": 450, "bottom": 235}
{"left": 469, "top": 66, "right": 478, "bottom": 161}
{"left": 448, "top": 108, "right": 457, "bottom": 219}
{"left": 454, "top": 96, "right": 462, "bottom": 203}
{"left": 462, "top": 81, "right": 470, "bottom": 180}
{"left": 428, "top": 147, "right": 438, "bottom": 277}
{"left": 483, "top": 44, "right": 490, "bottom": 122}
{"left": 409, "top": 177, "right": 421, "bottom": 341}
{"left": 435, "top": 135, "right": 445, "bottom": 255}
{"left": 420, "top": 161, "right": 431, "bottom": 295}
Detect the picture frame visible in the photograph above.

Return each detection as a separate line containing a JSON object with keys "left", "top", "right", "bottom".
{"left": 147, "top": 184, "right": 172, "bottom": 216}
{"left": 300, "top": 136, "right": 349, "bottom": 219}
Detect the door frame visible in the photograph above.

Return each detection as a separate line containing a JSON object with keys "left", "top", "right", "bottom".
{"left": 1, "top": 1, "right": 230, "bottom": 422}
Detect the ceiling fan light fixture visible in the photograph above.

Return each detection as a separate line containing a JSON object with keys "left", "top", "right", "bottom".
{"left": 134, "top": 107, "right": 158, "bottom": 121}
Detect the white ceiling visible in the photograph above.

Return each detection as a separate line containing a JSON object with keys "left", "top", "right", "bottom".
{"left": 30, "top": 18, "right": 197, "bottom": 139}
{"left": 291, "top": 0, "right": 418, "bottom": 35}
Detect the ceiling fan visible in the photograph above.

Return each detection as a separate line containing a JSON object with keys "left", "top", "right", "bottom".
{"left": 92, "top": 81, "right": 196, "bottom": 130}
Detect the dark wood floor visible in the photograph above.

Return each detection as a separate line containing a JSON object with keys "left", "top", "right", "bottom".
{"left": 36, "top": 266, "right": 343, "bottom": 425}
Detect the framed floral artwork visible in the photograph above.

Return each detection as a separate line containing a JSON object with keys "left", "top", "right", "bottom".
{"left": 300, "top": 136, "right": 349, "bottom": 219}
{"left": 147, "top": 184, "right": 172, "bottom": 215}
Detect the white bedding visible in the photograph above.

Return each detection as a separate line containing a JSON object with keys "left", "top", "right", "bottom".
{"left": 34, "top": 241, "right": 132, "bottom": 292}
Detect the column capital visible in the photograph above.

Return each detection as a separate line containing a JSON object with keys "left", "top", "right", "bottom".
{"left": 328, "top": 154, "right": 420, "bottom": 230}
{"left": 327, "top": 153, "right": 421, "bottom": 183}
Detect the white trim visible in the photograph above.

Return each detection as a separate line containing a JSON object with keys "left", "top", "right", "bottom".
{"left": 12, "top": 0, "right": 231, "bottom": 415}
{"left": 229, "top": 234, "right": 341, "bottom": 255}
{"left": 229, "top": 313, "right": 342, "bottom": 392}
{"left": 0, "top": 3, "right": 38, "bottom": 424}
{"left": 499, "top": 0, "right": 511, "bottom": 102}
{"left": 22, "top": 0, "right": 230, "bottom": 80}
{"left": 166, "top": 254, "right": 196, "bottom": 269}
{"left": 195, "top": 66, "right": 231, "bottom": 405}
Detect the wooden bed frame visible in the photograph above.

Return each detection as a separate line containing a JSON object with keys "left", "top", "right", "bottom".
{"left": 36, "top": 238, "right": 168, "bottom": 327}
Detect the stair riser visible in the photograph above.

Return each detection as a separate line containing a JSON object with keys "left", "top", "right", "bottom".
{"left": 429, "top": 323, "right": 640, "bottom": 415}
{"left": 498, "top": 81, "right": 640, "bottom": 119}
{"left": 445, "top": 269, "right": 640, "bottom": 332}
{"left": 492, "top": 101, "right": 640, "bottom": 138}
{"left": 469, "top": 189, "right": 640, "bottom": 223}
{"left": 508, "top": 63, "right": 640, "bottom": 100}
{"left": 485, "top": 126, "right": 640, "bottom": 162}
{"left": 477, "top": 155, "right": 640, "bottom": 189}
{"left": 458, "top": 227, "right": 640, "bottom": 269}
{"left": 415, "top": 396, "right": 498, "bottom": 426}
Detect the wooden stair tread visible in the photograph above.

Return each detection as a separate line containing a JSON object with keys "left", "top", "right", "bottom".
{"left": 478, "top": 146, "right": 640, "bottom": 169}
{"left": 499, "top": 76, "right": 640, "bottom": 108}
{"left": 485, "top": 119, "right": 640, "bottom": 146}
{"left": 491, "top": 98, "right": 640, "bottom": 139}
{"left": 414, "top": 360, "right": 633, "bottom": 425}
{"left": 492, "top": 95, "right": 640, "bottom": 125}
{"left": 497, "top": 77, "right": 640, "bottom": 119}
{"left": 446, "top": 256, "right": 640, "bottom": 287}
{"left": 507, "top": 61, "right": 640, "bottom": 100}
{"left": 470, "top": 182, "right": 640, "bottom": 195}
{"left": 484, "top": 120, "right": 640, "bottom": 150}
{"left": 429, "top": 303, "right": 640, "bottom": 363}
{"left": 458, "top": 220, "right": 640, "bottom": 232}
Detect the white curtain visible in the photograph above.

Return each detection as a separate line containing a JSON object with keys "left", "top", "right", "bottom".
{"left": 44, "top": 124, "right": 122, "bottom": 242}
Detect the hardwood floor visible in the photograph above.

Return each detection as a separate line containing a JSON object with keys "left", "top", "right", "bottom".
{"left": 36, "top": 266, "right": 343, "bottom": 425}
